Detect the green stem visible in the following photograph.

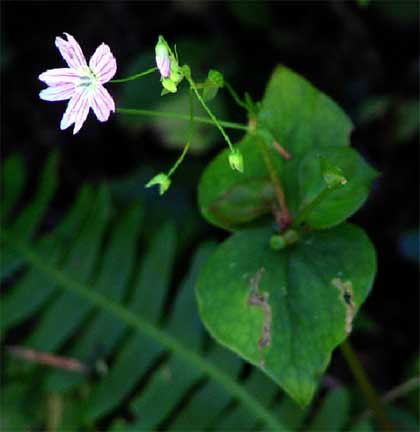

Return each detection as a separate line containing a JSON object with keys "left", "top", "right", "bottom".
{"left": 224, "top": 81, "right": 248, "bottom": 111}
{"left": 110, "top": 67, "right": 158, "bottom": 83}
{"left": 116, "top": 107, "right": 248, "bottom": 131}
{"left": 357, "top": 375, "right": 420, "bottom": 423}
{"left": 340, "top": 340, "right": 394, "bottom": 431}
{"left": 167, "top": 89, "right": 194, "bottom": 178}
{"left": 1, "top": 230, "right": 288, "bottom": 432}
{"left": 184, "top": 71, "right": 235, "bottom": 152}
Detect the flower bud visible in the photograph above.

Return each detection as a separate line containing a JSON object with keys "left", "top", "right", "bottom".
{"left": 269, "top": 235, "right": 287, "bottom": 250}
{"left": 269, "top": 229, "right": 299, "bottom": 251}
{"left": 145, "top": 172, "right": 171, "bottom": 195}
{"left": 155, "top": 35, "right": 184, "bottom": 94}
{"left": 155, "top": 37, "right": 171, "bottom": 78}
{"left": 228, "top": 149, "right": 244, "bottom": 173}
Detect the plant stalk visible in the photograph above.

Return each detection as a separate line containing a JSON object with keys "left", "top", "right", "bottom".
{"left": 116, "top": 107, "right": 248, "bottom": 131}
{"left": 256, "top": 137, "right": 292, "bottom": 228}
{"left": 110, "top": 67, "right": 158, "bottom": 83}
{"left": 167, "top": 89, "right": 194, "bottom": 178}
{"left": 340, "top": 340, "right": 394, "bottom": 431}
{"left": 184, "top": 72, "right": 235, "bottom": 152}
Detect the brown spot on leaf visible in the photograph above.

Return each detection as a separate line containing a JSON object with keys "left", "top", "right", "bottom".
{"left": 332, "top": 278, "right": 355, "bottom": 334}
{"left": 248, "top": 268, "right": 272, "bottom": 350}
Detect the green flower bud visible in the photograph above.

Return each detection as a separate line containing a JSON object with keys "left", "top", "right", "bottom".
{"left": 145, "top": 173, "right": 171, "bottom": 195}
{"left": 228, "top": 149, "right": 244, "bottom": 173}
{"left": 269, "top": 235, "right": 287, "bottom": 250}
{"left": 283, "top": 229, "right": 299, "bottom": 245}
{"left": 269, "top": 229, "right": 299, "bottom": 251}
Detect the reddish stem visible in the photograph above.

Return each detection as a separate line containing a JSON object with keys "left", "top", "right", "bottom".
{"left": 272, "top": 140, "right": 292, "bottom": 160}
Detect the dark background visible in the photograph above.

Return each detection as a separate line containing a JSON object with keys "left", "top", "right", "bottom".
{"left": 2, "top": 0, "right": 419, "bottom": 398}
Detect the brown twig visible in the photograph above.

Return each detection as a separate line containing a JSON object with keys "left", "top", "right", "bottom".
{"left": 6, "top": 345, "right": 90, "bottom": 374}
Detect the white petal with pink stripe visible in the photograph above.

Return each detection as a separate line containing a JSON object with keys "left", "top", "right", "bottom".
{"left": 39, "top": 33, "right": 117, "bottom": 134}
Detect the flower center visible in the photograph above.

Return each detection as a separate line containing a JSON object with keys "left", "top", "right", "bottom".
{"left": 77, "top": 67, "right": 99, "bottom": 90}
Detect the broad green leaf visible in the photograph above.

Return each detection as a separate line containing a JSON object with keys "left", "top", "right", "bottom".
{"left": 297, "top": 147, "right": 379, "bottom": 229}
{"left": 196, "top": 224, "right": 376, "bottom": 406}
{"left": 198, "top": 133, "right": 283, "bottom": 231}
{"left": 198, "top": 66, "right": 374, "bottom": 232}
{"left": 258, "top": 66, "right": 352, "bottom": 158}
{"left": 258, "top": 66, "right": 353, "bottom": 214}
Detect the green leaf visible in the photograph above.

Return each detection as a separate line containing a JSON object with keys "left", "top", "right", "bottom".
{"left": 258, "top": 66, "right": 353, "bottom": 214}
{"left": 26, "top": 185, "right": 111, "bottom": 352}
{"left": 214, "top": 369, "right": 280, "bottom": 430}
{"left": 1, "top": 152, "right": 58, "bottom": 277}
{"left": 1, "top": 186, "right": 94, "bottom": 332}
{"left": 1, "top": 155, "right": 289, "bottom": 431}
{"left": 169, "top": 346, "right": 242, "bottom": 430}
{"left": 1, "top": 230, "right": 286, "bottom": 431}
{"left": 297, "top": 147, "right": 379, "bottom": 229}
{"left": 202, "top": 69, "right": 224, "bottom": 102}
{"left": 258, "top": 66, "right": 352, "bottom": 157}
{"left": 198, "top": 133, "right": 283, "bottom": 231}
{"left": 196, "top": 224, "right": 376, "bottom": 406}
{"left": 198, "top": 66, "right": 374, "bottom": 232}
{"left": 45, "top": 203, "right": 144, "bottom": 391}
{"left": 84, "top": 222, "right": 177, "bottom": 421}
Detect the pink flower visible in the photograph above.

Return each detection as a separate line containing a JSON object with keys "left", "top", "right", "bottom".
{"left": 39, "top": 33, "right": 117, "bottom": 134}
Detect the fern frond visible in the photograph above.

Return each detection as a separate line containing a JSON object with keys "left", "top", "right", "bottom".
{"left": 1, "top": 153, "right": 288, "bottom": 431}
